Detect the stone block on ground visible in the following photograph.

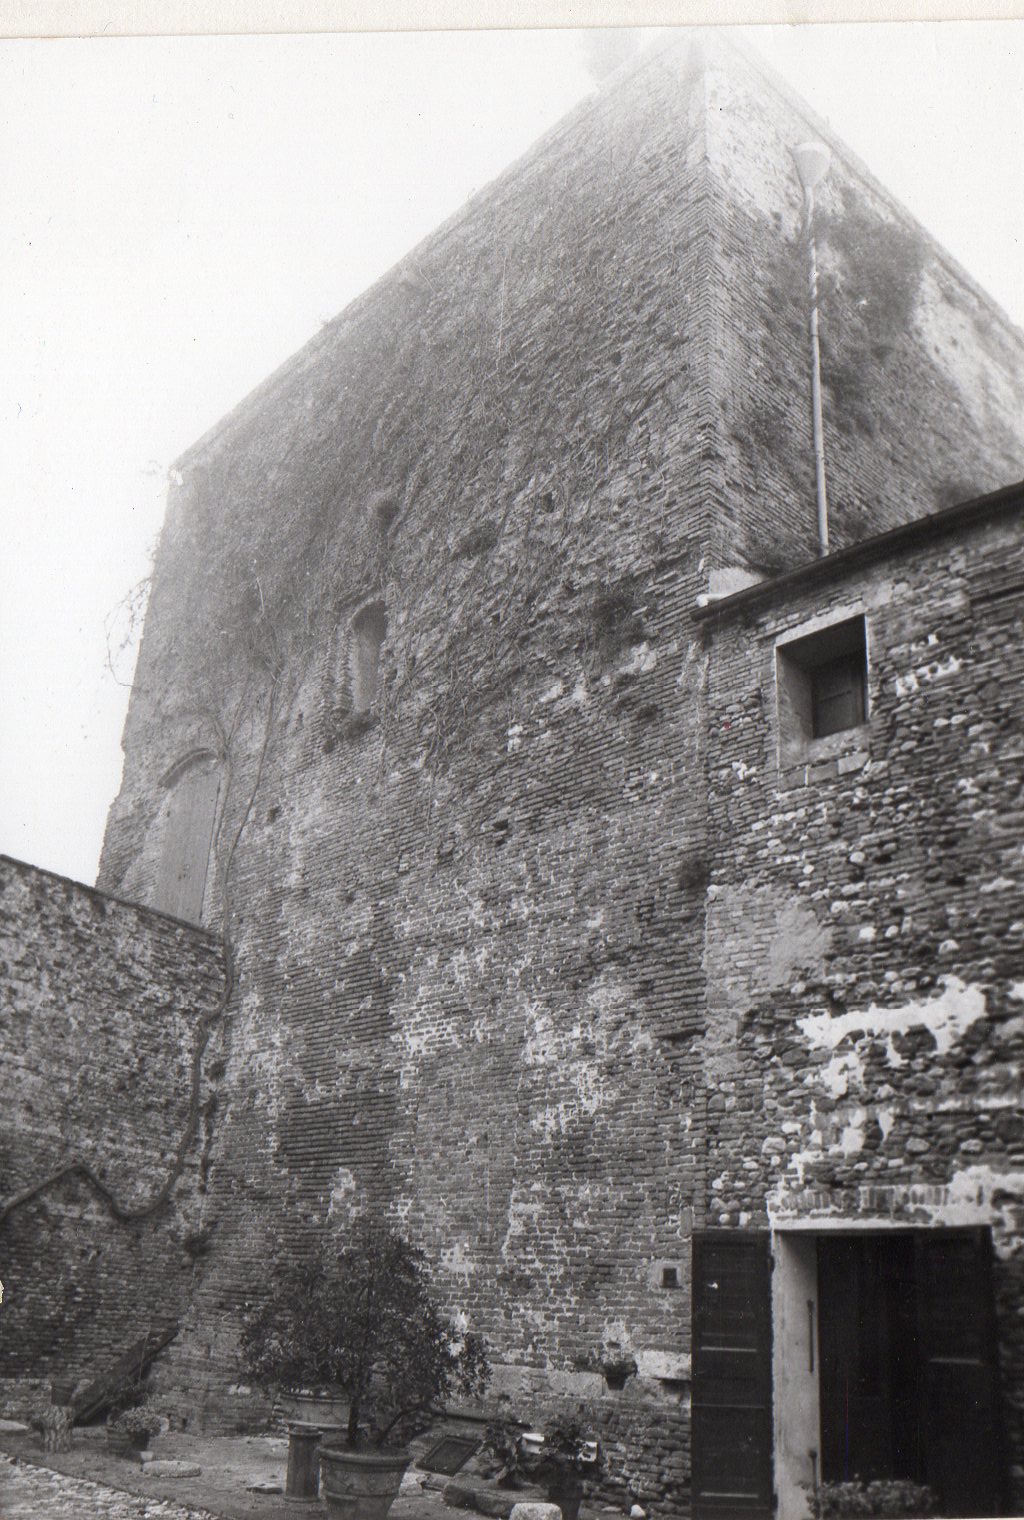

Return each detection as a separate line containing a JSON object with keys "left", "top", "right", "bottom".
{"left": 509, "top": 1505, "right": 563, "bottom": 1520}
{"left": 444, "top": 1481, "right": 551, "bottom": 1519}
{"left": 143, "top": 1458, "right": 203, "bottom": 1477}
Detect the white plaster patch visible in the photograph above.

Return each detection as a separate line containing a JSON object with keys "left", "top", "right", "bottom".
{"left": 522, "top": 978, "right": 650, "bottom": 1136}
{"left": 1010, "top": 983, "right": 1024, "bottom": 1003}
{"left": 798, "top": 975, "right": 987, "bottom": 1068}
{"left": 944, "top": 1165, "right": 1024, "bottom": 1232}
{"left": 441, "top": 1240, "right": 474, "bottom": 1281}
{"left": 839, "top": 1109, "right": 866, "bottom": 1156}
{"left": 708, "top": 566, "right": 765, "bottom": 599}
{"left": 500, "top": 1187, "right": 543, "bottom": 1263}
{"left": 600, "top": 1318, "right": 632, "bottom": 1352}
{"left": 327, "top": 1168, "right": 357, "bottom": 1218}
{"left": 817, "top": 1049, "right": 865, "bottom": 1099}
{"left": 538, "top": 680, "right": 565, "bottom": 705}
{"left": 617, "top": 642, "right": 657, "bottom": 677}
{"left": 400, "top": 1007, "right": 461, "bottom": 1058}
{"left": 636, "top": 1349, "right": 691, "bottom": 1381}
{"left": 893, "top": 654, "right": 963, "bottom": 698}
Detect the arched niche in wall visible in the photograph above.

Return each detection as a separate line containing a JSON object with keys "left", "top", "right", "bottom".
{"left": 152, "top": 748, "right": 222, "bottom": 924}
{"left": 349, "top": 600, "right": 388, "bottom": 713}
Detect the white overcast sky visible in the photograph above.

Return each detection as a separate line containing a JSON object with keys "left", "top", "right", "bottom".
{"left": 1, "top": 19, "right": 1022, "bottom": 886}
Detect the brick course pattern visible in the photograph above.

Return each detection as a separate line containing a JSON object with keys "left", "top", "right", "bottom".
{"left": 45, "top": 29, "right": 1024, "bottom": 1520}
{"left": 0, "top": 857, "right": 225, "bottom": 1389}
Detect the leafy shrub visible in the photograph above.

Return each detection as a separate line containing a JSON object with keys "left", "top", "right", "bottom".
{"left": 481, "top": 1418, "right": 529, "bottom": 1488}
{"left": 109, "top": 1406, "right": 163, "bottom": 1438}
{"left": 812, "top": 1479, "right": 936, "bottom": 1518}
{"left": 105, "top": 1377, "right": 151, "bottom": 1421}
{"left": 239, "top": 1221, "right": 489, "bottom": 1449}
{"left": 541, "top": 1408, "right": 601, "bottom": 1477}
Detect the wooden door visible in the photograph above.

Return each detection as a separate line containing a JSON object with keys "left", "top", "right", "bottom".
{"left": 691, "top": 1230, "right": 774, "bottom": 1520}
{"left": 916, "top": 1227, "right": 1004, "bottom": 1517}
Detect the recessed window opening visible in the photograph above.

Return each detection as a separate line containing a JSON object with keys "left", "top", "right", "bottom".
{"left": 777, "top": 614, "right": 868, "bottom": 749}
{"left": 350, "top": 601, "right": 387, "bottom": 713}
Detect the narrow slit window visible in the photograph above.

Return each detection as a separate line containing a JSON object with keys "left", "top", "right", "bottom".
{"left": 153, "top": 751, "right": 221, "bottom": 923}
{"left": 350, "top": 601, "right": 387, "bottom": 713}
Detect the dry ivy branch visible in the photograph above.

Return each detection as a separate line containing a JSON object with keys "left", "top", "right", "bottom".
{"left": 5, "top": 109, "right": 684, "bottom": 1238}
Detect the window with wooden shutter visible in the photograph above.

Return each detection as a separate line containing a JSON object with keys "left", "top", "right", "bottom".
{"left": 776, "top": 615, "right": 868, "bottom": 763}
{"left": 691, "top": 1230, "right": 774, "bottom": 1520}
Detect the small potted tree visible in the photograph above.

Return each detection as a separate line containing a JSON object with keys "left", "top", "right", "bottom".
{"left": 240, "top": 1221, "right": 489, "bottom": 1520}
{"left": 481, "top": 1409, "right": 600, "bottom": 1520}
{"left": 534, "top": 1410, "right": 600, "bottom": 1520}
{"left": 105, "top": 1380, "right": 162, "bottom": 1458}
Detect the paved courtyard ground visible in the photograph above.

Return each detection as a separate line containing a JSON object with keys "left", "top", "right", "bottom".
{"left": 0, "top": 1429, "right": 458, "bottom": 1520}
{"left": 0, "top": 1452, "right": 221, "bottom": 1518}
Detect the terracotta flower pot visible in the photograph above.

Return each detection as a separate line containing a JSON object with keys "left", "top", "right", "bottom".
{"left": 281, "top": 1389, "right": 350, "bottom": 1426}
{"left": 319, "top": 1445, "right": 410, "bottom": 1520}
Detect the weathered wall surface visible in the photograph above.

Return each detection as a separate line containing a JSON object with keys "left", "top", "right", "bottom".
{"left": 699, "top": 496, "right": 1024, "bottom": 1503}
{"left": 702, "top": 42, "right": 1024, "bottom": 575}
{"left": 98, "top": 35, "right": 1024, "bottom": 922}
{"left": 0, "top": 856, "right": 224, "bottom": 1395}
{"left": 88, "top": 31, "right": 1024, "bottom": 1518}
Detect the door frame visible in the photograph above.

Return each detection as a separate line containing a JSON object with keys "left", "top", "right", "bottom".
{"left": 771, "top": 1222, "right": 1003, "bottom": 1520}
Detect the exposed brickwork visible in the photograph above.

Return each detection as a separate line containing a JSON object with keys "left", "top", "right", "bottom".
{"left": 0, "top": 857, "right": 224, "bottom": 1390}
{"left": 71, "top": 30, "right": 1024, "bottom": 1520}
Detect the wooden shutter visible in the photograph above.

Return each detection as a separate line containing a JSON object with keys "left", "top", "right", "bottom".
{"left": 916, "top": 1227, "right": 1005, "bottom": 1517}
{"left": 812, "top": 654, "right": 866, "bottom": 737}
{"left": 153, "top": 760, "right": 220, "bottom": 923}
{"left": 692, "top": 1231, "right": 774, "bottom": 1520}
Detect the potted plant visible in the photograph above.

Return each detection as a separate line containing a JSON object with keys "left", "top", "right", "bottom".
{"left": 103, "top": 1377, "right": 156, "bottom": 1457}
{"left": 534, "top": 1410, "right": 600, "bottom": 1520}
{"left": 480, "top": 1418, "right": 528, "bottom": 1490}
{"left": 106, "top": 1405, "right": 163, "bottom": 1456}
{"left": 240, "top": 1221, "right": 489, "bottom": 1520}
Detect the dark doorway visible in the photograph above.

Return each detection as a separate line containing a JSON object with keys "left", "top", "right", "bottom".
{"left": 816, "top": 1228, "right": 1004, "bottom": 1517}
{"left": 818, "top": 1234, "right": 922, "bottom": 1485}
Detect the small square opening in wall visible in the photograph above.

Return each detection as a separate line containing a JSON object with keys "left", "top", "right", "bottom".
{"left": 777, "top": 615, "right": 868, "bottom": 757}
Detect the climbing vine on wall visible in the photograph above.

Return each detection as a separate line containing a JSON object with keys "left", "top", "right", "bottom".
{"left": 4, "top": 81, "right": 690, "bottom": 1236}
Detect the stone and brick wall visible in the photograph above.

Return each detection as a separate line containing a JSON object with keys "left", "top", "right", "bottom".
{"left": 84, "top": 30, "right": 1024, "bottom": 1519}
{"left": 0, "top": 856, "right": 224, "bottom": 1402}
{"left": 698, "top": 488, "right": 1024, "bottom": 1505}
